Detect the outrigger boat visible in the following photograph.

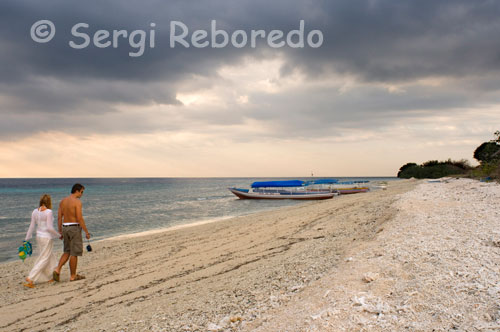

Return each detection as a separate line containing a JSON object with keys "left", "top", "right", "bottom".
{"left": 330, "top": 181, "right": 370, "bottom": 194}
{"left": 229, "top": 180, "right": 335, "bottom": 200}
{"left": 305, "top": 179, "right": 370, "bottom": 194}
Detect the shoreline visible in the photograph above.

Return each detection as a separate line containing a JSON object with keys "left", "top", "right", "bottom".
{"left": 0, "top": 180, "right": 415, "bottom": 331}
{"left": 0, "top": 177, "right": 398, "bottom": 263}
{"left": 79, "top": 185, "right": 391, "bottom": 245}
{"left": 2, "top": 183, "right": 392, "bottom": 264}
{"left": 0, "top": 216, "right": 243, "bottom": 264}
{"left": 0, "top": 202, "right": 308, "bottom": 264}
{"left": 103, "top": 215, "right": 240, "bottom": 242}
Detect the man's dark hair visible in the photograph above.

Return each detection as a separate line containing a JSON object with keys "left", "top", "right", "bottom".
{"left": 71, "top": 183, "right": 85, "bottom": 194}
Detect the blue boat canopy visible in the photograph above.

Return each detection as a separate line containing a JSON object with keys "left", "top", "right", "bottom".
{"left": 251, "top": 180, "right": 305, "bottom": 188}
{"left": 336, "top": 180, "right": 370, "bottom": 185}
{"left": 306, "top": 179, "right": 339, "bottom": 185}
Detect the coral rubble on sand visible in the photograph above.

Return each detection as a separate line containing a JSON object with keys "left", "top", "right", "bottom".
{"left": 247, "top": 179, "right": 500, "bottom": 332}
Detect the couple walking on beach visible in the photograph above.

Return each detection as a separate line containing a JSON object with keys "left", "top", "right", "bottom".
{"left": 23, "top": 183, "right": 91, "bottom": 288}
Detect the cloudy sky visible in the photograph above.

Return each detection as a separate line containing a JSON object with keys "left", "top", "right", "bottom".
{"left": 1, "top": 0, "right": 499, "bottom": 177}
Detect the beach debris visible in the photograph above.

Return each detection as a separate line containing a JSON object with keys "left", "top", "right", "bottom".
{"left": 353, "top": 295, "right": 390, "bottom": 315}
{"left": 269, "top": 295, "right": 281, "bottom": 308}
{"left": 218, "top": 315, "right": 242, "bottom": 326}
{"left": 310, "top": 309, "right": 334, "bottom": 320}
{"left": 206, "top": 323, "right": 223, "bottom": 331}
{"left": 345, "top": 257, "right": 353, "bottom": 262}
{"left": 218, "top": 316, "right": 230, "bottom": 327}
{"left": 490, "top": 240, "right": 500, "bottom": 248}
{"left": 362, "top": 272, "right": 378, "bottom": 283}
{"left": 353, "top": 295, "right": 367, "bottom": 307}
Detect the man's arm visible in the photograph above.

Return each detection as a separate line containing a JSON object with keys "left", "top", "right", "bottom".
{"left": 76, "top": 200, "right": 91, "bottom": 239}
{"left": 58, "top": 201, "right": 63, "bottom": 233}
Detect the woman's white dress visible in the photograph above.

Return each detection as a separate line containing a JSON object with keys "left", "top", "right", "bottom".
{"left": 25, "top": 208, "right": 60, "bottom": 283}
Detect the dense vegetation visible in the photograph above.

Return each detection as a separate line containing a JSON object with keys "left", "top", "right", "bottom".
{"left": 397, "top": 159, "right": 471, "bottom": 179}
{"left": 397, "top": 131, "right": 500, "bottom": 180}
{"left": 470, "top": 131, "right": 500, "bottom": 180}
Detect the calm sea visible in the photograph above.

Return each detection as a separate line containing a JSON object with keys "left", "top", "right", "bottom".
{"left": 0, "top": 177, "right": 397, "bottom": 262}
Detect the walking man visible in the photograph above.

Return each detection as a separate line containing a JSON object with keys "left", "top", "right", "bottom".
{"left": 53, "top": 183, "right": 91, "bottom": 282}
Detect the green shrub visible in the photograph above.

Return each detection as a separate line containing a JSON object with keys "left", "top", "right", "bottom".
{"left": 397, "top": 160, "right": 471, "bottom": 179}
{"left": 474, "top": 142, "right": 500, "bottom": 163}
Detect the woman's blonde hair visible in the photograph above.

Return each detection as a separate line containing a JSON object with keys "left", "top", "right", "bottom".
{"left": 39, "top": 194, "right": 52, "bottom": 209}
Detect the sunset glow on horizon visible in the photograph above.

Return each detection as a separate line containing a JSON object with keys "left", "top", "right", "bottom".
{"left": 1, "top": 1, "right": 499, "bottom": 178}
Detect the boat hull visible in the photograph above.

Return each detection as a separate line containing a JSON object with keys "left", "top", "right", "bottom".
{"left": 229, "top": 188, "right": 334, "bottom": 200}
{"left": 335, "top": 187, "right": 370, "bottom": 194}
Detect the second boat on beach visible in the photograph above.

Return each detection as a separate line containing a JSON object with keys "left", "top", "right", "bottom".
{"left": 304, "top": 179, "right": 371, "bottom": 194}
{"left": 331, "top": 181, "right": 371, "bottom": 194}
{"left": 228, "top": 179, "right": 372, "bottom": 200}
{"left": 229, "top": 180, "right": 336, "bottom": 200}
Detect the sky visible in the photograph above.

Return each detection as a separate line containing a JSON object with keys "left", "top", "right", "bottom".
{"left": 1, "top": 0, "right": 499, "bottom": 177}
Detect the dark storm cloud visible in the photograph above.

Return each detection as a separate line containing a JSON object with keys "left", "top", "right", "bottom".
{"left": 239, "top": 77, "right": 500, "bottom": 139}
{"left": 284, "top": 0, "right": 500, "bottom": 82}
{"left": 1, "top": 0, "right": 500, "bottom": 138}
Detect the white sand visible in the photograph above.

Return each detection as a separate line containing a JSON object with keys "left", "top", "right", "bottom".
{"left": 0, "top": 178, "right": 498, "bottom": 332}
{"left": 245, "top": 178, "right": 500, "bottom": 332}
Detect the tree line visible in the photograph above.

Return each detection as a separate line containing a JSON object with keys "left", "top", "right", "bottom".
{"left": 397, "top": 131, "right": 500, "bottom": 179}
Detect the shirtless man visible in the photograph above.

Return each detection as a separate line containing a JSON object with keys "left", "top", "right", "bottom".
{"left": 53, "top": 183, "right": 91, "bottom": 282}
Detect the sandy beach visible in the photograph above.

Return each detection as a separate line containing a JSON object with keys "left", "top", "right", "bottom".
{"left": 1, "top": 179, "right": 498, "bottom": 331}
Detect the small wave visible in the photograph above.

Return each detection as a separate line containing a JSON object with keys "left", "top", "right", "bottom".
{"left": 193, "top": 195, "right": 230, "bottom": 202}
{"left": 105, "top": 215, "right": 237, "bottom": 241}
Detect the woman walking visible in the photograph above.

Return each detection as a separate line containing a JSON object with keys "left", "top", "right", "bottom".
{"left": 23, "top": 194, "right": 61, "bottom": 288}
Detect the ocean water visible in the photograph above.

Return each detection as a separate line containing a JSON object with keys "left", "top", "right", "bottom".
{"left": 0, "top": 177, "right": 397, "bottom": 262}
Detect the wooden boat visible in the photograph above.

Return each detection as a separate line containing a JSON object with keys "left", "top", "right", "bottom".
{"left": 229, "top": 188, "right": 335, "bottom": 200}
{"left": 228, "top": 180, "right": 335, "bottom": 200}
{"left": 331, "top": 181, "right": 370, "bottom": 194}
{"left": 335, "top": 187, "right": 370, "bottom": 194}
{"left": 305, "top": 179, "right": 370, "bottom": 195}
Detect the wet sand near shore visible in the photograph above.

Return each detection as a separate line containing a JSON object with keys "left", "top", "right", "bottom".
{"left": 1, "top": 180, "right": 416, "bottom": 331}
